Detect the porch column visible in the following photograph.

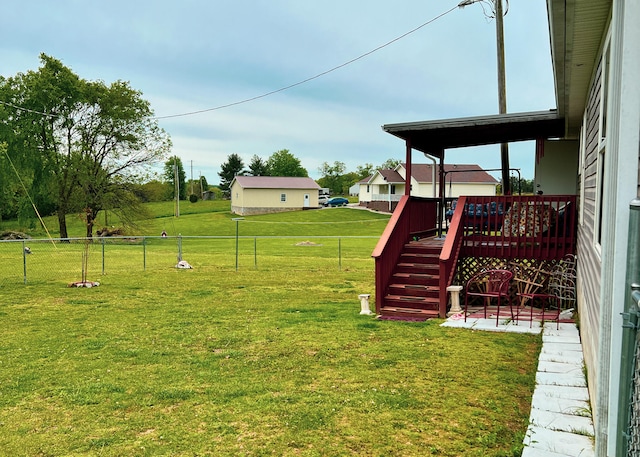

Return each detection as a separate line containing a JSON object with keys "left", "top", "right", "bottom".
{"left": 438, "top": 150, "right": 445, "bottom": 238}
{"left": 405, "top": 140, "right": 412, "bottom": 196}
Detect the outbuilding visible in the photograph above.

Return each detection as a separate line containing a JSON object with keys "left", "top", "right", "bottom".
{"left": 230, "top": 176, "right": 321, "bottom": 216}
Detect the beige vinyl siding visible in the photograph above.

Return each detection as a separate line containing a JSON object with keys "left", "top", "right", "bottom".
{"left": 241, "top": 188, "right": 311, "bottom": 207}
{"left": 576, "top": 53, "right": 604, "bottom": 399}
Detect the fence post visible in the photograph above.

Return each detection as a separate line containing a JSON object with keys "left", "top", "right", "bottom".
{"left": 101, "top": 238, "right": 105, "bottom": 275}
{"left": 178, "top": 234, "right": 183, "bottom": 262}
{"left": 616, "top": 199, "right": 640, "bottom": 456}
{"left": 22, "top": 240, "right": 27, "bottom": 284}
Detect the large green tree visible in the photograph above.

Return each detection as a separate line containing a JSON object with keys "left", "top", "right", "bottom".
{"left": 318, "top": 161, "right": 346, "bottom": 195}
{"left": 266, "top": 149, "right": 308, "bottom": 177}
{"left": 164, "top": 156, "right": 187, "bottom": 201}
{"left": 248, "top": 154, "right": 269, "bottom": 176}
{"left": 0, "top": 54, "right": 172, "bottom": 238}
{"left": 218, "top": 153, "right": 245, "bottom": 194}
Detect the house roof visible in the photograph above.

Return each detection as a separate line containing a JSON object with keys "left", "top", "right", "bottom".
{"left": 382, "top": 110, "right": 565, "bottom": 157}
{"left": 232, "top": 176, "right": 320, "bottom": 190}
{"left": 376, "top": 169, "right": 404, "bottom": 183}
{"left": 400, "top": 163, "right": 498, "bottom": 184}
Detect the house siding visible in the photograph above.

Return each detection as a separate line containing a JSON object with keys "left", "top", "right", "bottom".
{"left": 577, "top": 51, "right": 604, "bottom": 407}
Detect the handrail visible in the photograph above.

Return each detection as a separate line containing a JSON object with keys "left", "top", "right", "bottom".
{"left": 372, "top": 195, "right": 412, "bottom": 313}
{"left": 372, "top": 196, "right": 439, "bottom": 313}
{"left": 439, "top": 196, "right": 467, "bottom": 315}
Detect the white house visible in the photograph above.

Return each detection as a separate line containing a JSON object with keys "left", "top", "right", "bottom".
{"left": 230, "top": 176, "right": 321, "bottom": 216}
{"left": 358, "top": 163, "right": 498, "bottom": 212}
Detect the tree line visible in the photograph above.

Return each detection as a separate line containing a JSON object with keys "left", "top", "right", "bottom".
{"left": 217, "top": 153, "right": 402, "bottom": 196}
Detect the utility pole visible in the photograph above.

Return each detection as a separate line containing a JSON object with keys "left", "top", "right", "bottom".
{"left": 495, "top": 0, "right": 510, "bottom": 195}
{"left": 190, "top": 160, "right": 194, "bottom": 196}
{"left": 174, "top": 163, "right": 180, "bottom": 217}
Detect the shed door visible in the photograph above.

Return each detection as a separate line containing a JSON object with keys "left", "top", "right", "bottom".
{"left": 303, "top": 193, "right": 310, "bottom": 208}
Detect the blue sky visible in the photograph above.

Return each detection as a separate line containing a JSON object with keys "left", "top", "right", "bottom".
{"left": 1, "top": 1, "right": 555, "bottom": 184}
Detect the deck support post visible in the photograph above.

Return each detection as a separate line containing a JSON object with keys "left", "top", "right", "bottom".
{"left": 447, "top": 285, "right": 464, "bottom": 317}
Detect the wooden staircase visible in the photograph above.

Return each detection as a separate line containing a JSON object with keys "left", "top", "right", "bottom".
{"left": 379, "top": 237, "right": 445, "bottom": 321}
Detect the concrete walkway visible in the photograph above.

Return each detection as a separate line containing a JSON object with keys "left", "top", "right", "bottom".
{"left": 441, "top": 316, "right": 595, "bottom": 456}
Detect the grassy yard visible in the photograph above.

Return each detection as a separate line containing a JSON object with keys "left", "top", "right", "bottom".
{"left": 0, "top": 203, "right": 541, "bottom": 456}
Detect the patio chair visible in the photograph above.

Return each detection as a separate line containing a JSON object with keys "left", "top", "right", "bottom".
{"left": 515, "top": 255, "right": 576, "bottom": 329}
{"left": 464, "top": 269, "right": 514, "bottom": 326}
{"left": 487, "top": 201, "right": 505, "bottom": 231}
{"left": 464, "top": 203, "right": 487, "bottom": 233}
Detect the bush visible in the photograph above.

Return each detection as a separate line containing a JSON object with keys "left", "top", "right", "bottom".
{"left": 189, "top": 194, "right": 198, "bottom": 203}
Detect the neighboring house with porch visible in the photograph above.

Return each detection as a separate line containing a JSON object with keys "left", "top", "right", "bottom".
{"left": 371, "top": 1, "right": 639, "bottom": 455}
{"left": 230, "top": 176, "right": 321, "bottom": 216}
{"left": 358, "top": 163, "right": 498, "bottom": 212}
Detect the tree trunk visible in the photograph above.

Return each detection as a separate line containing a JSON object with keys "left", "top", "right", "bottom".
{"left": 58, "top": 211, "right": 69, "bottom": 241}
{"left": 85, "top": 209, "right": 95, "bottom": 239}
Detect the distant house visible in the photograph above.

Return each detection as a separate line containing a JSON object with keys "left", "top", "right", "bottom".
{"left": 230, "top": 176, "right": 321, "bottom": 216}
{"left": 358, "top": 163, "right": 498, "bottom": 212}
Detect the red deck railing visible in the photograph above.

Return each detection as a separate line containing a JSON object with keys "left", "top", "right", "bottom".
{"left": 453, "top": 194, "right": 577, "bottom": 260}
{"left": 374, "top": 194, "right": 578, "bottom": 318}
{"left": 371, "top": 196, "right": 439, "bottom": 313}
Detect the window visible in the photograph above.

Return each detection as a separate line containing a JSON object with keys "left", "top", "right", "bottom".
{"left": 366, "top": 185, "right": 370, "bottom": 192}
{"left": 390, "top": 185, "right": 396, "bottom": 194}
{"left": 280, "top": 193, "right": 287, "bottom": 202}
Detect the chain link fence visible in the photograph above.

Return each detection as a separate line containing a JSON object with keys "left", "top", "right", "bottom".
{"left": 629, "top": 318, "right": 640, "bottom": 456}
{"left": 0, "top": 235, "right": 379, "bottom": 286}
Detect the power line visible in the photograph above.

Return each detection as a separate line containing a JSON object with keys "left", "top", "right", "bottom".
{"left": 153, "top": 4, "right": 460, "bottom": 120}
{"left": 1, "top": 4, "right": 462, "bottom": 121}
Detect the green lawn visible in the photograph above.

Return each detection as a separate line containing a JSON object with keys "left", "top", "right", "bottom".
{"left": 0, "top": 203, "right": 540, "bottom": 456}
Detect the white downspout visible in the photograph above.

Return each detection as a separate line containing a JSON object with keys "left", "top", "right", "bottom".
{"left": 423, "top": 153, "right": 437, "bottom": 198}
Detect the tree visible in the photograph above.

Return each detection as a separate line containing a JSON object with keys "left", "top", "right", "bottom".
{"left": 356, "top": 163, "right": 375, "bottom": 180}
{"left": 318, "top": 161, "right": 346, "bottom": 195}
{"left": 164, "top": 156, "right": 187, "bottom": 201}
{"left": 248, "top": 154, "right": 269, "bottom": 176}
{"left": 266, "top": 149, "right": 308, "bottom": 177}
{"left": 218, "top": 153, "right": 245, "bottom": 194}
{"left": 0, "top": 54, "right": 171, "bottom": 238}
{"left": 379, "top": 158, "right": 401, "bottom": 170}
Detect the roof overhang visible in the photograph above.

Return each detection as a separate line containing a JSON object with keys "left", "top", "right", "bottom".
{"left": 547, "top": 0, "right": 611, "bottom": 138}
{"left": 382, "top": 110, "right": 565, "bottom": 158}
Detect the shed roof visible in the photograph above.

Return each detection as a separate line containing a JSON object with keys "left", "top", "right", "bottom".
{"left": 232, "top": 176, "right": 320, "bottom": 190}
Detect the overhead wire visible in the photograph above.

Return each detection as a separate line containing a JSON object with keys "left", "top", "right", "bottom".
{"left": 1, "top": 3, "right": 463, "bottom": 121}
{"left": 153, "top": 4, "right": 461, "bottom": 120}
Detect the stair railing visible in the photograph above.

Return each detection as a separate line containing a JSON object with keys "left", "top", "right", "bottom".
{"left": 439, "top": 196, "right": 467, "bottom": 317}
{"left": 372, "top": 196, "right": 439, "bottom": 314}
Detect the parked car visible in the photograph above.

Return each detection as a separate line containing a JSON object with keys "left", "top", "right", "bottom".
{"left": 318, "top": 195, "right": 330, "bottom": 205}
{"left": 324, "top": 197, "right": 349, "bottom": 207}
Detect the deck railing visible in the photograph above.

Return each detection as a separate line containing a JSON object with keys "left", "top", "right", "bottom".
{"left": 454, "top": 194, "right": 577, "bottom": 260}
{"left": 373, "top": 194, "right": 577, "bottom": 317}
{"left": 371, "top": 196, "right": 439, "bottom": 313}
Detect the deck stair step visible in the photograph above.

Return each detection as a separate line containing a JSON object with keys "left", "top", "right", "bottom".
{"left": 396, "top": 262, "right": 439, "bottom": 275}
{"left": 379, "top": 236, "right": 445, "bottom": 321}
{"left": 392, "top": 272, "right": 439, "bottom": 286}
{"left": 383, "top": 295, "right": 440, "bottom": 309}
{"left": 400, "top": 252, "right": 440, "bottom": 262}
{"left": 378, "top": 306, "right": 440, "bottom": 321}
{"left": 387, "top": 283, "right": 439, "bottom": 298}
